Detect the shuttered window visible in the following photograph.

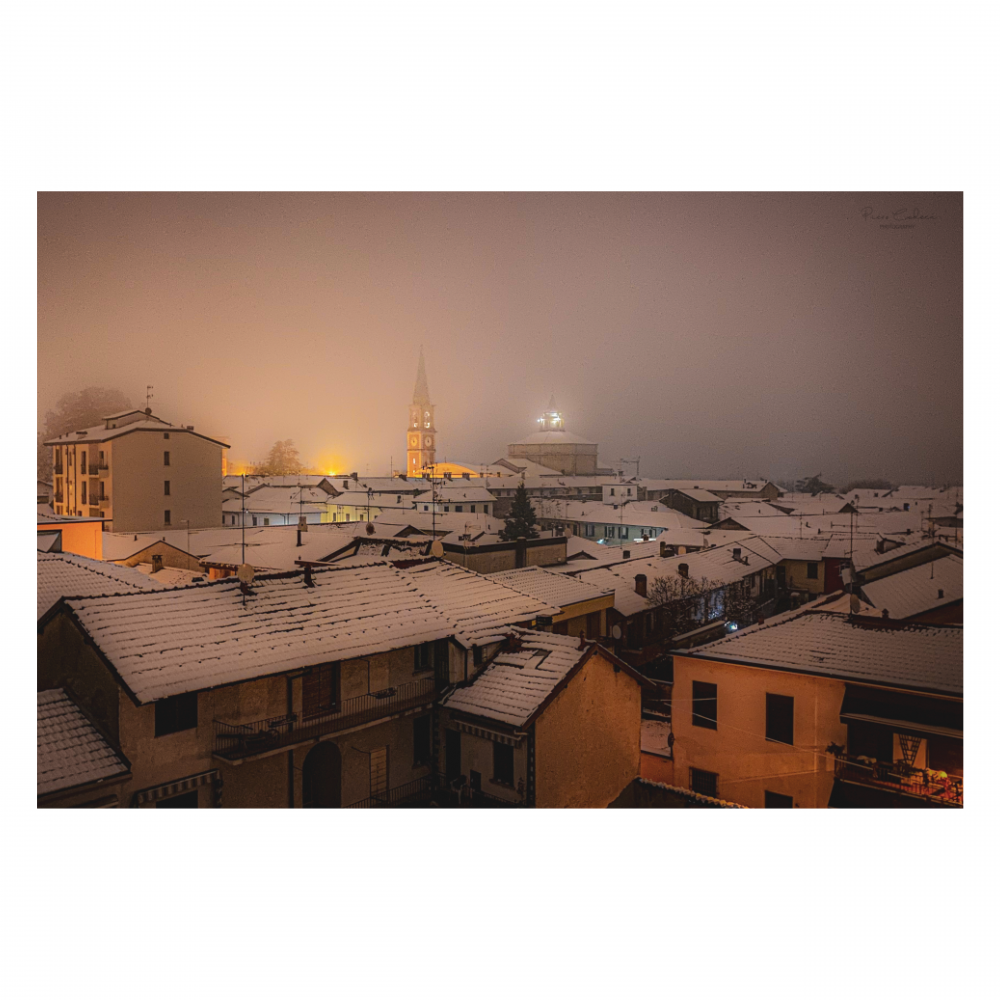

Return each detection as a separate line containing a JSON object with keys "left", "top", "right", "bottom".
{"left": 303, "top": 663, "right": 340, "bottom": 717}
{"left": 370, "top": 747, "right": 388, "bottom": 797}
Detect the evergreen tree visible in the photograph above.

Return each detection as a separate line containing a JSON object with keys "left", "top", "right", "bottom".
{"left": 499, "top": 482, "right": 539, "bottom": 541}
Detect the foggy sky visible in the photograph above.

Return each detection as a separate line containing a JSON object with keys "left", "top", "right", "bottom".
{"left": 37, "top": 192, "right": 962, "bottom": 485}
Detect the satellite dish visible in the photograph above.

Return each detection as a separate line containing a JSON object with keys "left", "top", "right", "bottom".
{"left": 365, "top": 522, "right": 376, "bottom": 535}
{"left": 430, "top": 540, "right": 445, "bottom": 558}
{"left": 237, "top": 563, "right": 255, "bottom": 585}
{"left": 612, "top": 625, "right": 622, "bottom": 640}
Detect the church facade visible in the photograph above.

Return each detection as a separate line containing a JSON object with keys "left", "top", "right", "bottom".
{"left": 406, "top": 348, "right": 437, "bottom": 475}
{"left": 507, "top": 396, "right": 600, "bottom": 476}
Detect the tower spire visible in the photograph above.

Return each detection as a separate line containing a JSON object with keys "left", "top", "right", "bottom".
{"left": 413, "top": 346, "right": 431, "bottom": 406}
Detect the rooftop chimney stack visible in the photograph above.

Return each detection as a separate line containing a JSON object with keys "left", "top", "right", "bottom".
{"left": 678, "top": 563, "right": 689, "bottom": 579}
{"left": 634, "top": 573, "right": 647, "bottom": 597}
{"left": 732, "top": 547, "right": 742, "bottom": 561}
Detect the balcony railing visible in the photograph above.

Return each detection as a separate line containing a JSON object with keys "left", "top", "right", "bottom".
{"left": 213, "top": 678, "right": 436, "bottom": 760}
{"left": 99, "top": 495, "right": 111, "bottom": 507}
{"left": 88, "top": 464, "right": 99, "bottom": 476}
{"left": 53, "top": 492, "right": 64, "bottom": 503}
{"left": 345, "top": 775, "right": 436, "bottom": 808}
{"left": 834, "top": 755, "right": 963, "bottom": 807}
{"left": 99, "top": 463, "right": 110, "bottom": 478}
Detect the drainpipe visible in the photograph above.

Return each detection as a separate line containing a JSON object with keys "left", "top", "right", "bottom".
{"left": 287, "top": 675, "right": 295, "bottom": 808}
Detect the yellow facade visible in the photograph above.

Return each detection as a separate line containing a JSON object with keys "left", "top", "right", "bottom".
{"left": 671, "top": 653, "right": 848, "bottom": 808}
{"left": 534, "top": 649, "right": 643, "bottom": 807}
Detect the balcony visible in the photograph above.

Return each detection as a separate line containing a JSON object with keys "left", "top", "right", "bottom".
{"left": 345, "top": 775, "right": 436, "bottom": 808}
{"left": 98, "top": 462, "right": 110, "bottom": 478}
{"left": 99, "top": 495, "right": 111, "bottom": 508}
{"left": 88, "top": 464, "right": 99, "bottom": 476}
{"left": 54, "top": 492, "right": 64, "bottom": 503}
{"left": 834, "top": 755, "right": 963, "bottom": 807}
{"left": 213, "top": 678, "right": 436, "bottom": 761}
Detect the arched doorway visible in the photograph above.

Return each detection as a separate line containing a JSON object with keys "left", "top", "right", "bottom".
{"left": 302, "top": 742, "right": 342, "bottom": 808}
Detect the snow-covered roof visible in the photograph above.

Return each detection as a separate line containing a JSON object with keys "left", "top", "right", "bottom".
{"left": 44, "top": 419, "right": 228, "bottom": 448}
{"left": 37, "top": 531, "right": 60, "bottom": 552}
{"left": 860, "top": 556, "right": 963, "bottom": 619}
{"left": 401, "top": 561, "right": 559, "bottom": 647}
{"left": 61, "top": 564, "right": 457, "bottom": 703}
{"left": 642, "top": 479, "right": 775, "bottom": 494}
{"left": 667, "top": 488, "right": 723, "bottom": 503}
{"left": 37, "top": 551, "right": 166, "bottom": 620}
{"left": 414, "top": 487, "right": 496, "bottom": 503}
{"left": 533, "top": 499, "right": 708, "bottom": 531}
{"left": 853, "top": 536, "right": 961, "bottom": 573}
{"left": 56, "top": 559, "right": 562, "bottom": 703}
{"left": 441, "top": 630, "right": 599, "bottom": 727}
{"left": 686, "top": 611, "right": 962, "bottom": 696}
{"left": 487, "top": 566, "right": 614, "bottom": 609}
{"left": 37, "top": 689, "right": 129, "bottom": 797}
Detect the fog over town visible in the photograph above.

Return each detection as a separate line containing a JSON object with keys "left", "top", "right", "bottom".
{"left": 38, "top": 192, "right": 962, "bottom": 486}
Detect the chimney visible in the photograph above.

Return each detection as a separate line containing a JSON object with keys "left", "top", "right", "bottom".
{"left": 732, "top": 547, "right": 742, "bottom": 561}
{"left": 351, "top": 472, "right": 358, "bottom": 481}
{"left": 882, "top": 608, "right": 889, "bottom": 619}
{"left": 634, "top": 573, "right": 647, "bottom": 597}
{"left": 462, "top": 472, "right": 470, "bottom": 480}
{"left": 938, "top": 589, "right": 944, "bottom": 599}
{"left": 659, "top": 540, "right": 667, "bottom": 557}
{"left": 678, "top": 563, "right": 689, "bottom": 579}
{"left": 757, "top": 616, "right": 765, "bottom": 625}
{"left": 303, "top": 564, "right": 316, "bottom": 587}
{"left": 151, "top": 553, "right": 163, "bottom": 573}
{"left": 623, "top": 549, "right": 631, "bottom": 559}
{"left": 578, "top": 632, "right": 588, "bottom": 651}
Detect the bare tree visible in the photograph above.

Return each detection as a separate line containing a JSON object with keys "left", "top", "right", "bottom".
{"left": 648, "top": 574, "right": 722, "bottom": 638}
{"left": 251, "top": 439, "right": 304, "bottom": 475}
{"left": 39, "top": 386, "right": 133, "bottom": 479}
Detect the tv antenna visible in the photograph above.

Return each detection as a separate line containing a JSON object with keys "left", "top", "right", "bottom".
{"left": 619, "top": 457, "right": 640, "bottom": 478}
{"left": 145, "top": 385, "right": 154, "bottom": 409}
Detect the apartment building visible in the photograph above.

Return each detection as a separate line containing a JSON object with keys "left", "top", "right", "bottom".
{"left": 671, "top": 610, "right": 963, "bottom": 808}
{"left": 45, "top": 408, "right": 228, "bottom": 532}
{"left": 37, "top": 560, "right": 560, "bottom": 808}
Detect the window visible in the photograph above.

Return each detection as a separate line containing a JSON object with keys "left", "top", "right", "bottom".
{"left": 164, "top": 433, "right": 170, "bottom": 439}
{"left": 303, "top": 663, "right": 340, "bottom": 717}
{"left": 455, "top": 505, "right": 463, "bottom": 513}
{"left": 692, "top": 681, "right": 717, "bottom": 729}
{"left": 493, "top": 742, "right": 515, "bottom": 786}
{"left": 423, "top": 505, "right": 429, "bottom": 511}
{"left": 610, "top": 488, "right": 616, "bottom": 496}
{"left": 155, "top": 692, "right": 198, "bottom": 736}
{"left": 690, "top": 768, "right": 718, "bottom": 798}
{"left": 81, "top": 483, "right": 87, "bottom": 503}
{"left": 413, "top": 715, "right": 432, "bottom": 766}
{"left": 164, "top": 451, "right": 170, "bottom": 466}
{"left": 157, "top": 790, "right": 198, "bottom": 808}
{"left": 807, "top": 562, "right": 819, "bottom": 580}
{"left": 263, "top": 517, "right": 270, "bottom": 526}
{"left": 764, "top": 791, "right": 794, "bottom": 808}
{"left": 252, "top": 516, "right": 257, "bottom": 526}
{"left": 81, "top": 451, "right": 87, "bottom": 469}
{"left": 164, "top": 480, "right": 170, "bottom": 496}
{"left": 766, "top": 693, "right": 794, "bottom": 745}
{"left": 414, "top": 643, "right": 433, "bottom": 672}
{"left": 469, "top": 505, "right": 476, "bottom": 513}
{"left": 164, "top": 509, "right": 171, "bottom": 525}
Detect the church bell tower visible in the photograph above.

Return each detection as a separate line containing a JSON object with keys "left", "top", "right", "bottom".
{"left": 407, "top": 347, "right": 436, "bottom": 475}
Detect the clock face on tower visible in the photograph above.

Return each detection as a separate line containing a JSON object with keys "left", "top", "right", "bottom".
{"left": 424, "top": 436, "right": 432, "bottom": 447}
{"left": 409, "top": 435, "right": 419, "bottom": 448}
